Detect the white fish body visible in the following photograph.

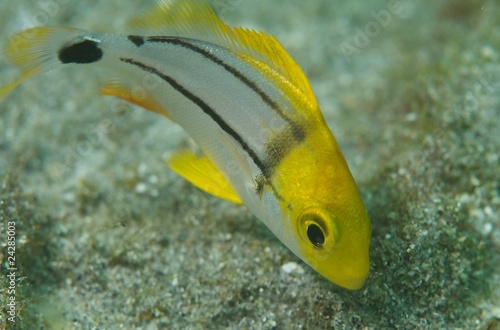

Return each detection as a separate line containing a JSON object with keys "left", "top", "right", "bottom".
{"left": 0, "top": 0, "right": 371, "bottom": 289}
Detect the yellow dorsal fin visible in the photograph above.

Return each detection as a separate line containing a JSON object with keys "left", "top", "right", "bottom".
{"left": 100, "top": 81, "right": 173, "bottom": 120}
{"left": 128, "top": 0, "right": 315, "bottom": 102}
{"left": 168, "top": 149, "right": 242, "bottom": 204}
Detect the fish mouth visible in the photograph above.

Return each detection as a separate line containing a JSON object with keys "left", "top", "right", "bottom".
{"left": 334, "top": 276, "right": 367, "bottom": 290}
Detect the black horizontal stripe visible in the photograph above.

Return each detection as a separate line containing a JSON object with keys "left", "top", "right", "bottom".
{"left": 120, "top": 57, "right": 270, "bottom": 177}
{"left": 128, "top": 35, "right": 145, "bottom": 47}
{"left": 147, "top": 36, "right": 305, "bottom": 143}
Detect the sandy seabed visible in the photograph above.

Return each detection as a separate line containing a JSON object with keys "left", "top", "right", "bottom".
{"left": 0, "top": 0, "right": 499, "bottom": 329}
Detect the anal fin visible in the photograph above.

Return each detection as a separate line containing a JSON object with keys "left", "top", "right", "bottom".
{"left": 101, "top": 81, "right": 172, "bottom": 120}
{"left": 168, "top": 150, "right": 242, "bottom": 204}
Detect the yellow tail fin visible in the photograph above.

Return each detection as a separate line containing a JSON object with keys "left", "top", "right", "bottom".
{"left": 0, "top": 26, "right": 80, "bottom": 100}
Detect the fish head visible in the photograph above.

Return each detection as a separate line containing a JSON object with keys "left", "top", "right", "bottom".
{"left": 292, "top": 202, "right": 371, "bottom": 290}
{"left": 274, "top": 125, "right": 371, "bottom": 290}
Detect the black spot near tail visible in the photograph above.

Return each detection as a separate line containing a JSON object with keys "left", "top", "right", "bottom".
{"left": 58, "top": 39, "right": 103, "bottom": 64}
{"left": 128, "top": 35, "right": 145, "bottom": 47}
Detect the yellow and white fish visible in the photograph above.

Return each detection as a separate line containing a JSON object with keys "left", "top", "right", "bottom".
{"left": 0, "top": 0, "right": 371, "bottom": 289}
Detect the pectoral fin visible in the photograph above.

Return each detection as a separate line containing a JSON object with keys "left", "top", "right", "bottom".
{"left": 168, "top": 150, "right": 242, "bottom": 204}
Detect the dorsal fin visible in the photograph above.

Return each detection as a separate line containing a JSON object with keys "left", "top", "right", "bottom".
{"left": 128, "top": 0, "right": 316, "bottom": 102}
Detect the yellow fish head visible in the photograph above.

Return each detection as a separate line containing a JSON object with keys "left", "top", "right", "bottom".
{"left": 276, "top": 126, "right": 371, "bottom": 290}
{"left": 293, "top": 202, "right": 371, "bottom": 290}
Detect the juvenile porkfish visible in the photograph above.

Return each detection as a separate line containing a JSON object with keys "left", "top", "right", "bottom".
{"left": 0, "top": 0, "right": 371, "bottom": 289}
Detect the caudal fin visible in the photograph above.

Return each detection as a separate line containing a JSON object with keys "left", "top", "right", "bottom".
{"left": 0, "top": 26, "right": 84, "bottom": 100}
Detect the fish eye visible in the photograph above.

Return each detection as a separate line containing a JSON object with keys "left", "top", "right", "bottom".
{"left": 297, "top": 208, "right": 339, "bottom": 250}
{"left": 307, "top": 223, "right": 325, "bottom": 247}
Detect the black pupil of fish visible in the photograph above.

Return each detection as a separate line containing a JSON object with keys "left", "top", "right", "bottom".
{"left": 307, "top": 224, "right": 325, "bottom": 247}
